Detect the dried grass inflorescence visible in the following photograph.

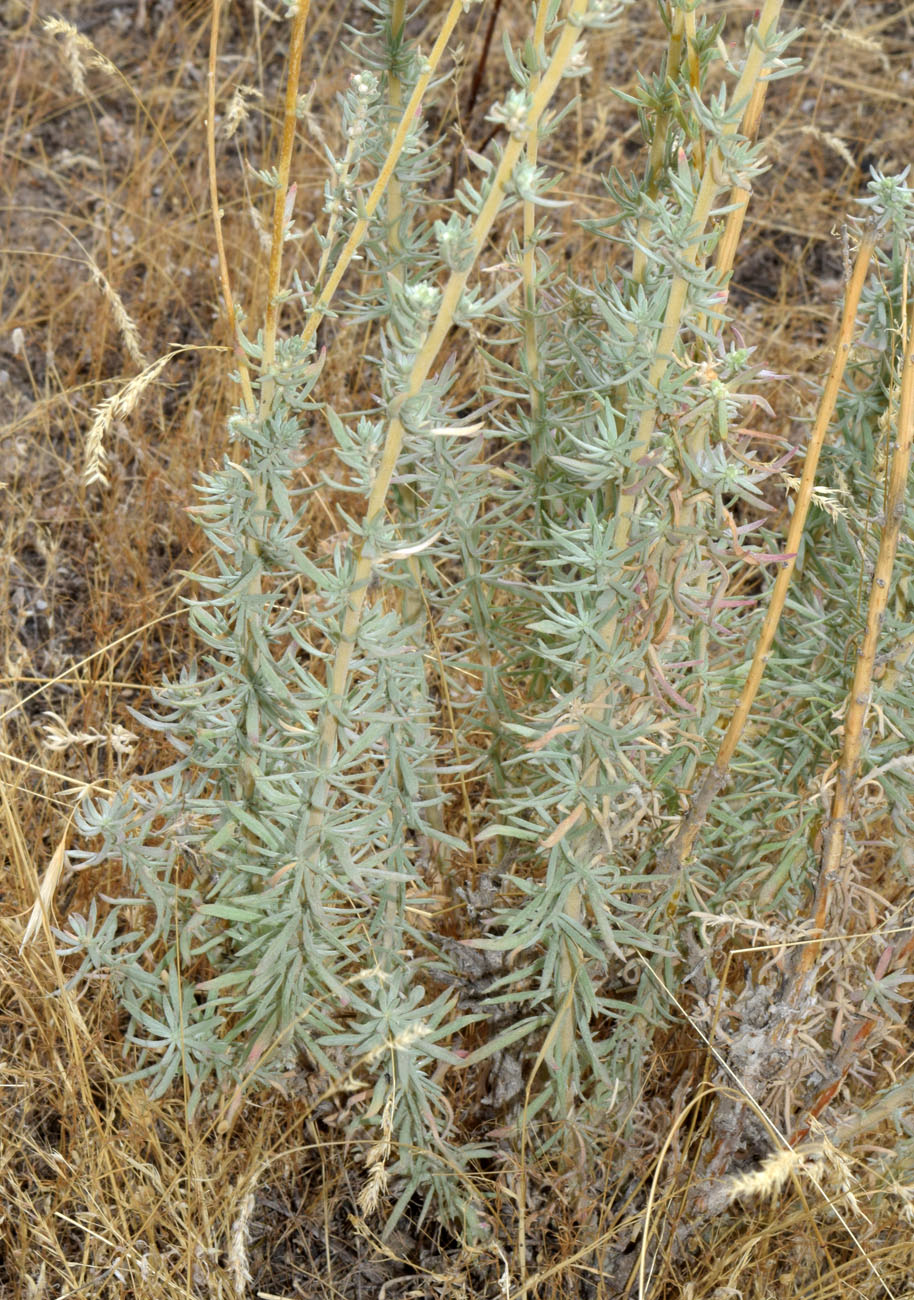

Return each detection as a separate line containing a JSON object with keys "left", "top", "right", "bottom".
{"left": 4, "top": 0, "right": 914, "bottom": 1297}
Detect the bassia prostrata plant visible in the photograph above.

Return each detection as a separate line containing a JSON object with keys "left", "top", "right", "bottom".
{"left": 56, "top": 0, "right": 914, "bottom": 1235}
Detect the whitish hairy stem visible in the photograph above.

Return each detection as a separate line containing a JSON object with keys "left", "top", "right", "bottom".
{"left": 692, "top": 5, "right": 778, "bottom": 336}
{"left": 551, "top": 0, "right": 728, "bottom": 1102}
{"left": 630, "top": 8, "right": 687, "bottom": 287}
{"left": 566, "top": 2, "right": 787, "bottom": 807}
{"left": 608, "top": 8, "right": 685, "bottom": 521}
{"left": 237, "top": 0, "right": 310, "bottom": 806}
{"left": 677, "top": 1, "right": 783, "bottom": 769}
{"left": 301, "top": 0, "right": 590, "bottom": 852}
{"left": 260, "top": 1, "right": 311, "bottom": 393}
{"left": 546, "top": 229, "right": 876, "bottom": 875}
{"left": 555, "top": 880, "right": 581, "bottom": 1116}
{"left": 798, "top": 256, "right": 914, "bottom": 979}
{"left": 299, "top": 0, "right": 468, "bottom": 351}
{"left": 665, "top": 229, "right": 877, "bottom": 874}
{"left": 386, "top": 0, "right": 405, "bottom": 254}
{"left": 522, "top": 0, "right": 551, "bottom": 488}
{"left": 386, "top": 0, "right": 447, "bottom": 849}
{"left": 546, "top": 3, "right": 788, "bottom": 849}
{"left": 611, "top": 0, "right": 784, "bottom": 565}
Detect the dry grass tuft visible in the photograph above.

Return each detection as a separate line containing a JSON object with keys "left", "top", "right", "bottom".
{"left": 3, "top": 0, "right": 914, "bottom": 1296}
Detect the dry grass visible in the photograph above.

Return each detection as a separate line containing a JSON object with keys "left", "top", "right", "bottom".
{"left": 2, "top": 0, "right": 914, "bottom": 1296}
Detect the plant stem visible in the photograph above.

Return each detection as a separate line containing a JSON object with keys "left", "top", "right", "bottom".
{"left": 523, "top": 0, "right": 550, "bottom": 488}
{"left": 664, "top": 228, "right": 877, "bottom": 872}
{"left": 385, "top": 0, "right": 447, "bottom": 847}
{"left": 798, "top": 255, "right": 914, "bottom": 978}
{"left": 630, "top": 7, "right": 686, "bottom": 288}
{"left": 611, "top": 0, "right": 784, "bottom": 565}
{"left": 206, "top": 0, "right": 254, "bottom": 414}
{"left": 261, "top": 0, "right": 312, "bottom": 402}
{"left": 233, "top": 0, "right": 311, "bottom": 807}
{"left": 544, "top": 0, "right": 791, "bottom": 858}
{"left": 302, "top": 0, "right": 590, "bottom": 850}
{"left": 300, "top": 0, "right": 469, "bottom": 350}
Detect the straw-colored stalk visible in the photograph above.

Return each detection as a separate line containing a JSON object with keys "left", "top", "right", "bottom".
{"left": 517, "top": 0, "right": 585, "bottom": 1111}
{"left": 299, "top": 0, "right": 470, "bottom": 352}
{"left": 522, "top": 0, "right": 551, "bottom": 480}
{"left": 542, "top": 0, "right": 791, "bottom": 859}
{"left": 798, "top": 257, "right": 914, "bottom": 978}
{"left": 303, "top": 0, "right": 591, "bottom": 856}
{"left": 231, "top": 0, "right": 311, "bottom": 806}
{"left": 630, "top": 10, "right": 687, "bottom": 288}
{"left": 674, "top": 1, "right": 785, "bottom": 755}
{"left": 663, "top": 228, "right": 877, "bottom": 873}
{"left": 385, "top": 0, "right": 447, "bottom": 847}
{"left": 609, "top": 0, "right": 785, "bottom": 566}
